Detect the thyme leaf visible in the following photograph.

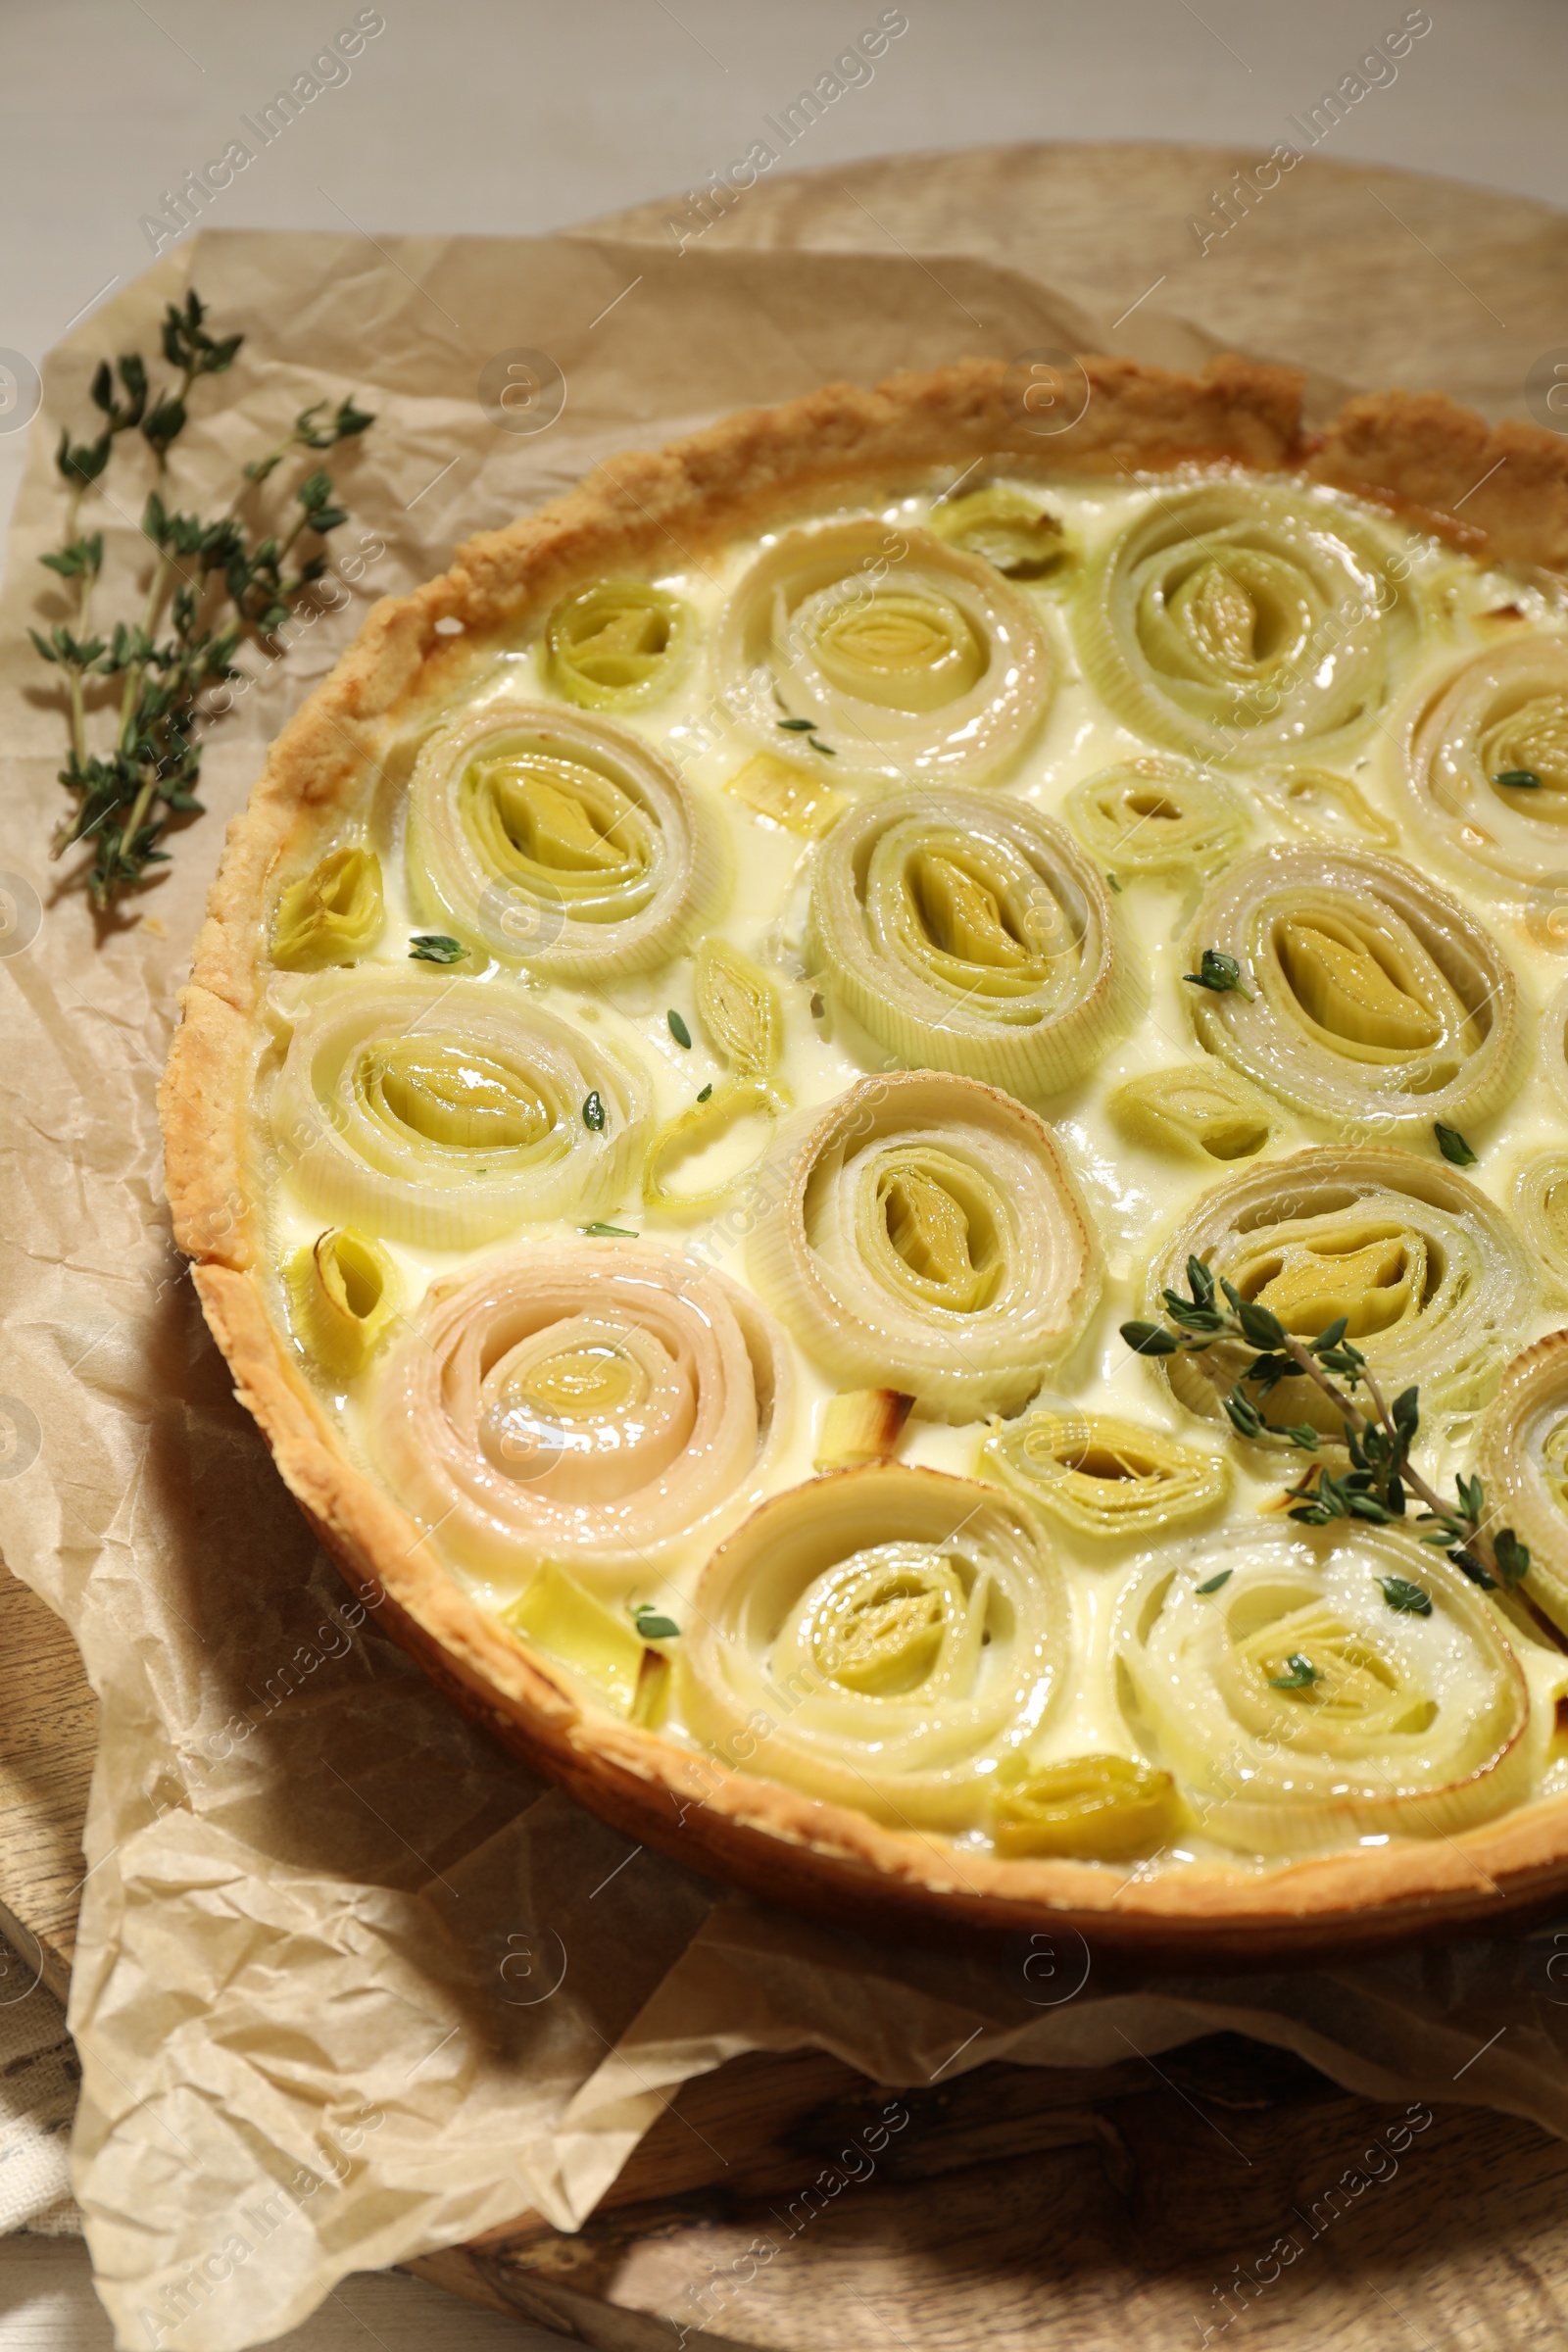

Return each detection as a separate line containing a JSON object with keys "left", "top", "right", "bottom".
{"left": 632, "top": 1603, "right": 680, "bottom": 1641}
{"left": 1183, "top": 947, "right": 1253, "bottom": 1001}
{"left": 1378, "top": 1575, "right": 1433, "bottom": 1617}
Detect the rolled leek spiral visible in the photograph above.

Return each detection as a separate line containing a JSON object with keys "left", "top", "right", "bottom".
{"left": 715, "top": 517, "right": 1054, "bottom": 786}
{"left": 1108, "top": 1062, "right": 1280, "bottom": 1165}
{"left": 1146, "top": 1146, "right": 1532, "bottom": 1435}
{"left": 1112, "top": 1525, "right": 1531, "bottom": 1853}
{"left": 270, "top": 967, "right": 648, "bottom": 1247}
{"left": 982, "top": 1409, "right": 1228, "bottom": 1542}
{"left": 1076, "top": 481, "right": 1418, "bottom": 764}
{"left": 406, "top": 702, "right": 726, "bottom": 977}
{"left": 807, "top": 788, "right": 1141, "bottom": 1095}
{"left": 927, "top": 486, "right": 1069, "bottom": 579}
{"left": 1514, "top": 1155, "right": 1568, "bottom": 1302}
{"left": 371, "top": 1244, "right": 791, "bottom": 1584}
{"left": 1064, "top": 756, "right": 1250, "bottom": 876}
{"left": 1404, "top": 636, "right": 1568, "bottom": 899}
{"left": 1183, "top": 845, "right": 1524, "bottom": 1138}
{"left": 544, "top": 580, "right": 694, "bottom": 711}
{"left": 1479, "top": 1334, "right": 1568, "bottom": 1633}
{"left": 748, "top": 1071, "right": 1101, "bottom": 1423}
{"left": 271, "top": 846, "right": 384, "bottom": 970}
{"left": 680, "top": 1465, "right": 1066, "bottom": 1830}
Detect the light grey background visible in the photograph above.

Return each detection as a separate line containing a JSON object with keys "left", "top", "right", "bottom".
{"left": 1, "top": 0, "right": 1564, "bottom": 2341}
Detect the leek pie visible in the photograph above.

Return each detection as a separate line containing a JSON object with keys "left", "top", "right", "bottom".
{"left": 164, "top": 356, "right": 1568, "bottom": 1953}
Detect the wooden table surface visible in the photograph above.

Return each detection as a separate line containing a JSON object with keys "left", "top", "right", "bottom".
{"left": 10, "top": 138, "right": 1568, "bottom": 2350}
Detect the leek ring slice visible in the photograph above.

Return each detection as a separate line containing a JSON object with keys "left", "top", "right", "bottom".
{"left": 695, "top": 936, "right": 782, "bottom": 1078}
{"left": 991, "top": 1753, "right": 1183, "bottom": 1858}
{"left": 1146, "top": 1146, "right": 1532, "bottom": 1436}
{"left": 1514, "top": 1154, "right": 1568, "bottom": 1303}
{"left": 715, "top": 517, "right": 1054, "bottom": 786}
{"left": 372, "top": 1243, "right": 791, "bottom": 1584}
{"left": 1253, "top": 764, "right": 1399, "bottom": 851}
{"left": 271, "top": 846, "right": 384, "bottom": 970}
{"left": 283, "top": 1227, "right": 402, "bottom": 1380}
{"left": 270, "top": 967, "right": 649, "bottom": 1248}
{"left": 643, "top": 1077, "right": 782, "bottom": 1219}
{"left": 1184, "top": 845, "right": 1524, "bottom": 1138}
{"left": 982, "top": 1409, "right": 1228, "bottom": 1542}
{"left": 1404, "top": 636, "right": 1568, "bottom": 900}
{"left": 927, "top": 486, "right": 1069, "bottom": 580}
{"left": 1076, "top": 480, "right": 1419, "bottom": 764}
{"left": 1479, "top": 1334, "right": 1568, "bottom": 1634}
{"left": 1064, "top": 756, "right": 1250, "bottom": 876}
{"left": 680, "top": 1464, "right": 1067, "bottom": 1831}
{"left": 544, "top": 580, "right": 694, "bottom": 711}
{"left": 406, "top": 701, "right": 727, "bottom": 978}
{"left": 807, "top": 787, "right": 1142, "bottom": 1095}
{"left": 748, "top": 1071, "right": 1102, "bottom": 1423}
{"left": 1112, "top": 1524, "right": 1531, "bottom": 1853}
{"left": 1108, "top": 1062, "right": 1281, "bottom": 1164}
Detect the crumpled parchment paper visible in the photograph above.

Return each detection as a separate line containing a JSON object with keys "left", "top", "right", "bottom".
{"left": 1, "top": 220, "right": 1564, "bottom": 2352}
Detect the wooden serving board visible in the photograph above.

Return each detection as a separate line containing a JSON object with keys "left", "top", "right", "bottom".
{"left": 10, "top": 142, "right": 1568, "bottom": 2347}
{"left": 409, "top": 2036, "right": 1568, "bottom": 2350}
{"left": 0, "top": 1567, "right": 94, "bottom": 2004}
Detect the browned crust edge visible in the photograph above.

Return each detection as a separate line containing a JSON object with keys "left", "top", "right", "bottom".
{"left": 160, "top": 354, "right": 1568, "bottom": 1950}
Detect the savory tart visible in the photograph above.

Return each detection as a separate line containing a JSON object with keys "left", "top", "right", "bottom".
{"left": 163, "top": 356, "right": 1568, "bottom": 1955}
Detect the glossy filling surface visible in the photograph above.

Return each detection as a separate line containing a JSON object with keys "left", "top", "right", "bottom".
{"left": 254, "top": 468, "right": 1568, "bottom": 1874}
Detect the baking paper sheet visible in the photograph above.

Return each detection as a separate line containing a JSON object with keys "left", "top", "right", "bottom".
{"left": 1, "top": 220, "right": 1563, "bottom": 2351}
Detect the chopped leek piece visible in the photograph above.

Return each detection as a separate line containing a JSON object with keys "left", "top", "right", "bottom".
{"left": 929, "top": 485, "right": 1069, "bottom": 580}
{"left": 545, "top": 580, "right": 695, "bottom": 711}
{"left": 695, "top": 936, "right": 783, "bottom": 1078}
{"left": 284, "top": 1227, "right": 401, "bottom": 1379}
{"left": 725, "top": 752, "right": 848, "bottom": 839}
{"left": 813, "top": 1389, "right": 914, "bottom": 1472}
{"left": 991, "top": 1754, "right": 1183, "bottom": 1858}
{"left": 504, "top": 1561, "right": 661, "bottom": 1718}
{"left": 272, "top": 846, "right": 384, "bottom": 970}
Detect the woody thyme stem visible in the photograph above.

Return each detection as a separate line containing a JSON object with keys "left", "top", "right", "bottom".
{"left": 1271, "top": 1331, "right": 1456, "bottom": 1531}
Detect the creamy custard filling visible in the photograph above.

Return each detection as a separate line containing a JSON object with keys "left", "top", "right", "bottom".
{"left": 254, "top": 467, "right": 1568, "bottom": 1872}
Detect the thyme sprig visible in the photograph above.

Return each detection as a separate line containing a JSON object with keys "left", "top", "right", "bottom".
{"left": 1121, "top": 1257, "right": 1534, "bottom": 1599}
{"left": 32, "top": 290, "right": 373, "bottom": 911}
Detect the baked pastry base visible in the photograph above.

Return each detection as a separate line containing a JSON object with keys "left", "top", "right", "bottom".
{"left": 163, "top": 355, "right": 1568, "bottom": 1956}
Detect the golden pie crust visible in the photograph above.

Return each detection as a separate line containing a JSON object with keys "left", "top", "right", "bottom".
{"left": 161, "top": 356, "right": 1568, "bottom": 1958}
